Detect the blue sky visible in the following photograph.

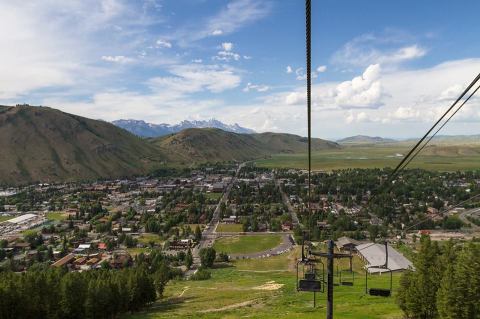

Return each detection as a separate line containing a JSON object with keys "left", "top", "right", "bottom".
{"left": 1, "top": 0, "right": 480, "bottom": 139}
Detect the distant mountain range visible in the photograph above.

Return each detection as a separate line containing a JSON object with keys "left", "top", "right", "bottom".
{"left": 337, "top": 135, "right": 397, "bottom": 144}
{"left": 112, "top": 119, "right": 255, "bottom": 137}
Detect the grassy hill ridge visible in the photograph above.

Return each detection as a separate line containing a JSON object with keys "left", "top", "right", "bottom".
{"left": 0, "top": 105, "right": 165, "bottom": 185}
{"left": 153, "top": 128, "right": 340, "bottom": 163}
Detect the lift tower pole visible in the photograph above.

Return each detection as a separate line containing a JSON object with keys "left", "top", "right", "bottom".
{"left": 326, "top": 240, "right": 334, "bottom": 319}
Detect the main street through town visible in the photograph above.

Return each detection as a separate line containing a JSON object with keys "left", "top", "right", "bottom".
{"left": 186, "top": 162, "right": 246, "bottom": 275}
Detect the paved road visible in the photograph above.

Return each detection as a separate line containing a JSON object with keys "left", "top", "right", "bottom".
{"left": 274, "top": 175, "right": 300, "bottom": 226}
{"left": 459, "top": 207, "right": 480, "bottom": 231}
{"left": 186, "top": 162, "right": 245, "bottom": 277}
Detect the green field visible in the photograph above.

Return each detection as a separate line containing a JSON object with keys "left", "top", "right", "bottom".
{"left": 205, "top": 192, "right": 223, "bottom": 201}
{"left": 46, "top": 212, "right": 68, "bottom": 221}
{"left": 213, "top": 235, "right": 283, "bottom": 255}
{"left": 137, "top": 233, "right": 164, "bottom": 246}
{"left": 127, "top": 249, "right": 402, "bottom": 319}
{"left": 216, "top": 223, "right": 244, "bottom": 233}
{"left": 0, "top": 215, "right": 13, "bottom": 222}
{"left": 255, "top": 144, "right": 480, "bottom": 171}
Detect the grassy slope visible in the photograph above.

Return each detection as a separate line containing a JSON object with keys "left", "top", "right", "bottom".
{"left": 213, "top": 235, "right": 283, "bottom": 255}
{"left": 0, "top": 105, "right": 167, "bottom": 185}
{"left": 152, "top": 128, "right": 340, "bottom": 164}
{"left": 128, "top": 249, "right": 402, "bottom": 319}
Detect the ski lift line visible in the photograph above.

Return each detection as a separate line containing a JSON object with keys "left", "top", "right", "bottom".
{"left": 387, "top": 72, "right": 480, "bottom": 182}
{"left": 363, "top": 73, "right": 480, "bottom": 216}
{"left": 397, "top": 83, "right": 480, "bottom": 172}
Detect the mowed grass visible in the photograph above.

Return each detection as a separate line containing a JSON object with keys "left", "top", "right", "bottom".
{"left": 137, "top": 233, "right": 164, "bottom": 246}
{"left": 127, "top": 249, "right": 402, "bottom": 319}
{"left": 205, "top": 192, "right": 223, "bottom": 201}
{"left": 255, "top": 144, "right": 480, "bottom": 171}
{"left": 0, "top": 215, "right": 13, "bottom": 222}
{"left": 46, "top": 212, "right": 68, "bottom": 221}
{"left": 213, "top": 234, "right": 283, "bottom": 255}
{"left": 216, "top": 223, "right": 243, "bottom": 233}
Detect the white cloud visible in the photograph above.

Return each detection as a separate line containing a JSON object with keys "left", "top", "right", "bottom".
{"left": 148, "top": 64, "right": 241, "bottom": 94}
{"left": 294, "top": 66, "right": 326, "bottom": 80}
{"left": 334, "top": 64, "right": 383, "bottom": 108}
{"left": 213, "top": 42, "right": 246, "bottom": 62}
{"left": 317, "top": 65, "right": 327, "bottom": 73}
{"left": 192, "top": 59, "right": 203, "bottom": 63}
{"left": 173, "top": 0, "right": 271, "bottom": 45}
{"left": 243, "top": 55, "right": 252, "bottom": 60}
{"left": 156, "top": 39, "right": 172, "bottom": 48}
{"left": 332, "top": 32, "right": 427, "bottom": 68}
{"left": 243, "top": 83, "right": 269, "bottom": 93}
{"left": 221, "top": 42, "right": 233, "bottom": 51}
{"left": 101, "top": 55, "right": 134, "bottom": 63}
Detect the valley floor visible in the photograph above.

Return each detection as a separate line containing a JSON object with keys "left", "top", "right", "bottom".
{"left": 255, "top": 143, "right": 480, "bottom": 171}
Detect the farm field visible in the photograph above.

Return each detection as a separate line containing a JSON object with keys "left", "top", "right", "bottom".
{"left": 216, "top": 223, "right": 244, "bottom": 233}
{"left": 213, "top": 234, "right": 283, "bottom": 255}
{"left": 255, "top": 143, "right": 480, "bottom": 171}
{"left": 127, "top": 249, "right": 402, "bottom": 319}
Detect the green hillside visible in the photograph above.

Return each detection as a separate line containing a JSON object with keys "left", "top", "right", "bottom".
{"left": 153, "top": 128, "right": 340, "bottom": 163}
{"left": 0, "top": 105, "right": 166, "bottom": 185}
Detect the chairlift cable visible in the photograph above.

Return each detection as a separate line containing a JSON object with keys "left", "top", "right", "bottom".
{"left": 387, "top": 72, "right": 480, "bottom": 183}
{"left": 306, "top": 0, "right": 312, "bottom": 235}
{"left": 397, "top": 83, "right": 480, "bottom": 172}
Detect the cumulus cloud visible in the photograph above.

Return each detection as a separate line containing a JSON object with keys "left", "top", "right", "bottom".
{"left": 211, "top": 29, "right": 223, "bottom": 36}
{"left": 286, "top": 66, "right": 293, "bottom": 74}
{"left": 334, "top": 64, "right": 383, "bottom": 108}
{"left": 243, "top": 82, "right": 269, "bottom": 93}
{"left": 213, "top": 42, "right": 245, "bottom": 62}
{"left": 293, "top": 66, "right": 327, "bottom": 80}
{"left": 221, "top": 42, "right": 233, "bottom": 51}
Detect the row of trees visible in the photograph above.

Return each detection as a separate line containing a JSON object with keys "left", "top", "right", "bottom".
{"left": 397, "top": 237, "right": 480, "bottom": 319}
{"left": 0, "top": 266, "right": 161, "bottom": 319}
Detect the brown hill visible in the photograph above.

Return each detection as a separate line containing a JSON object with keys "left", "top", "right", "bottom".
{"left": 153, "top": 128, "right": 340, "bottom": 163}
{"left": 0, "top": 105, "right": 165, "bottom": 185}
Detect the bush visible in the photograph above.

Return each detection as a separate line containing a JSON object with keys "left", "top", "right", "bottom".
{"left": 190, "top": 269, "right": 211, "bottom": 281}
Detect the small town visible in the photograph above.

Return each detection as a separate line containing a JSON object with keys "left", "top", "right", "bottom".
{"left": 1, "top": 164, "right": 479, "bottom": 276}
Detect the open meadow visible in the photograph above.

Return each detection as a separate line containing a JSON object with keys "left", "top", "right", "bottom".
{"left": 213, "top": 234, "right": 284, "bottom": 255}
{"left": 127, "top": 248, "right": 403, "bottom": 319}
{"left": 255, "top": 143, "right": 480, "bottom": 171}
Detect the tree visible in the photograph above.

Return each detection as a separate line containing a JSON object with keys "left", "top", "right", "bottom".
{"left": 437, "top": 243, "right": 480, "bottom": 319}
{"left": 185, "top": 249, "right": 193, "bottom": 269}
{"left": 397, "top": 236, "right": 441, "bottom": 319}
{"left": 153, "top": 263, "right": 170, "bottom": 298}
{"left": 199, "top": 247, "right": 216, "bottom": 268}
{"left": 194, "top": 225, "right": 202, "bottom": 242}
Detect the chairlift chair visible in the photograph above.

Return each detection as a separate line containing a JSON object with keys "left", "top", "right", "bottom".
{"left": 296, "top": 259, "right": 324, "bottom": 292}
{"left": 364, "top": 242, "right": 393, "bottom": 297}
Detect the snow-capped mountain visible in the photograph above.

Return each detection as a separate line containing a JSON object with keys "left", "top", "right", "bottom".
{"left": 112, "top": 119, "right": 256, "bottom": 137}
